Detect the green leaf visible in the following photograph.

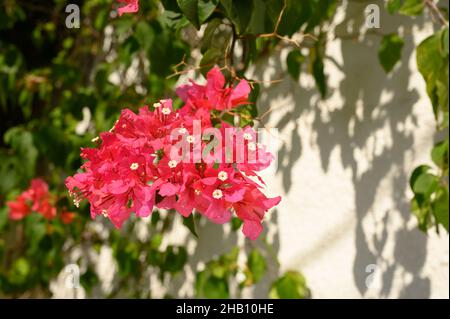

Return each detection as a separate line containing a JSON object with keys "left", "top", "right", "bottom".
{"left": 417, "top": 30, "right": 449, "bottom": 123}
{"left": 410, "top": 165, "right": 431, "bottom": 190}
{"left": 378, "top": 34, "right": 404, "bottom": 73}
{"left": 196, "top": 270, "right": 229, "bottom": 298}
{"left": 269, "top": 271, "right": 310, "bottom": 299}
{"left": 247, "top": 0, "right": 266, "bottom": 34}
{"left": 182, "top": 214, "right": 198, "bottom": 238}
{"left": 177, "top": 0, "right": 200, "bottom": 29}
{"left": 198, "top": 0, "right": 218, "bottom": 24}
{"left": 238, "top": 82, "right": 259, "bottom": 127}
{"left": 162, "top": 246, "right": 188, "bottom": 274}
{"left": 150, "top": 233, "right": 163, "bottom": 249}
{"left": 309, "top": 34, "right": 327, "bottom": 98}
{"left": 386, "top": 0, "right": 402, "bottom": 14}
{"left": 135, "top": 21, "right": 155, "bottom": 52}
{"left": 432, "top": 187, "right": 449, "bottom": 232}
{"left": 231, "top": 217, "right": 243, "bottom": 231}
{"left": 4, "top": 128, "right": 38, "bottom": 179}
{"left": 417, "top": 32, "right": 445, "bottom": 76}
{"left": 411, "top": 197, "right": 431, "bottom": 231}
{"left": 0, "top": 206, "right": 7, "bottom": 232}
{"left": 412, "top": 172, "right": 439, "bottom": 196}
{"left": 441, "top": 27, "right": 449, "bottom": 56}
{"left": 24, "top": 214, "right": 46, "bottom": 246}
{"left": 431, "top": 139, "right": 449, "bottom": 170}
{"left": 201, "top": 18, "right": 222, "bottom": 53}
{"left": 398, "top": 0, "right": 425, "bottom": 16}
{"left": 286, "top": 50, "right": 304, "bottom": 81}
{"left": 80, "top": 267, "right": 99, "bottom": 293}
{"left": 312, "top": 53, "right": 327, "bottom": 98}
{"left": 247, "top": 249, "right": 266, "bottom": 283}
{"left": 248, "top": 82, "right": 260, "bottom": 110}
{"left": 9, "top": 257, "right": 31, "bottom": 286}
{"left": 200, "top": 47, "right": 223, "bottom": 75}
{"left": 220, "top": 0, "right": 253, "bottom": 34}
{"left": 114, "top": 241, "right": 141, "bottom": 277}
{"left": 210, "top": 261, "right": 227, "bottom": 278}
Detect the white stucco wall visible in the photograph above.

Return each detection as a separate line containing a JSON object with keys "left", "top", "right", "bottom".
{"left": 251, "top": 0, "right": 449, "bottom": 298}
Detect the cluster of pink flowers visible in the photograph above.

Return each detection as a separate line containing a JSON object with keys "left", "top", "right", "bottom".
{"left": 66, "top": 67, "right": 280, "bottom": 240}
{"left": 7, "top": 178, "right": 76, "bottom": 224}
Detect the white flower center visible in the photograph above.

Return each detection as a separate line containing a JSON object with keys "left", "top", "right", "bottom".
{"left": 218, "top": 171, "right": 228, "bottom": 181}
{"left": 168, "top": 160, "right": 178, "bottom": 168}
{"left": 130, "top": 163, "right": 139, "bottom": 170}
{"left": 243, "top": 133, "right": 253, "bottom": 141}
{"left": 73, "top": 198, "right": 80, "bottom": 208}
{"left": 212, "top": 189, "right": 223, "bottom": 199}
{"left": 162, "top": 107, "right": 171, "bottom": 115}
{"left": 101, "top": 209, "right": 108, "bottom": 217}
{"left": 153, "top": 102, "right": 162, "bottom": 108}
{"left": 186, "top": 135, "right": 195, "bottom": 143}
{"left": 178, "top": 127, "right": 187, "bottom": 134}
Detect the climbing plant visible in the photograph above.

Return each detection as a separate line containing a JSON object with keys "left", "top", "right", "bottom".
{"left": 378, "top": 0, "right": 449, "bottom": 233}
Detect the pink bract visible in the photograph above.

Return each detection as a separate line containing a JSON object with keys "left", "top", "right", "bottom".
{"left": 7, "top": 178, "right": 75, "bottom": 223}
{"left": 117, "top": 0, "right": 139, "bottom": 16}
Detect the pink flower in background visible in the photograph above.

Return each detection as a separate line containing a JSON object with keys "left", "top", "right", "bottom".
{"left": 61, "top": 211, "right": 76, "bottom": 224}
{"left": 117, "top": 0, "right": 139, "bottom": 16}
{"left": 7, "top": 178, "right": 75, "bottom": 224}
{"left": 7, "top": 195, "right": 31, "bottom": 220}
{"left": 67, "top": 67, "right": 280, "bottom": 240}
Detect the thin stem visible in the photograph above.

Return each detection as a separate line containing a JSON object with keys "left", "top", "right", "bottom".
{"left": 424, "top": 0, "right": 449, "bottom": 26}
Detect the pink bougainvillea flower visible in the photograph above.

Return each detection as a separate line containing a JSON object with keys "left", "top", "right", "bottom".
{"left": 38, "top": 199, "right": 57, "bottom": 220}
{"left": 66, "top": 67, "right": 281, "bottom": 240}
{"left": 233, "top": 187, "right": 281, "bottom": 240}
{"left": 61, "top": 211, "right": 77, "bottom": 224}
{"left": 8, "top": 178, "right": 74, "bottom": 224}
{"left": 176, "top": 66, "right": 251, "bottom": 111}
{"left": 24, "top": 178, "right": 49, "bottom": 211}
{"left": 7, "top": 195, "right": 31, "bottom": 220}
{"left": 117, "top": 0, "right": 139, "bottom": 16}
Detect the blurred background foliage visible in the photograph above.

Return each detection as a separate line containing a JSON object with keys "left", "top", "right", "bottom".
{"left": 0, "top": 0, "right": 447, "bottom": 298}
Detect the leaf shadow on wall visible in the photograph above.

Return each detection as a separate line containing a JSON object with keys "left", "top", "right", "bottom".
{"left": 254, "top": 0, "right": 435, "bottom": 298}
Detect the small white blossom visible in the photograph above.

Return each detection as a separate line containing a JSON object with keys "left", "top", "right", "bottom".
{"left": 212, "top": 189, "right": 223, "bottom": 199}
{"left": 187, "top": 135, "right": 195, "bottom": 143}
{"left": 218, "top": 171, "right": 228, "bottom": 181}
{"left": 168, "top": 160, "right": 178, "bottom": 168}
